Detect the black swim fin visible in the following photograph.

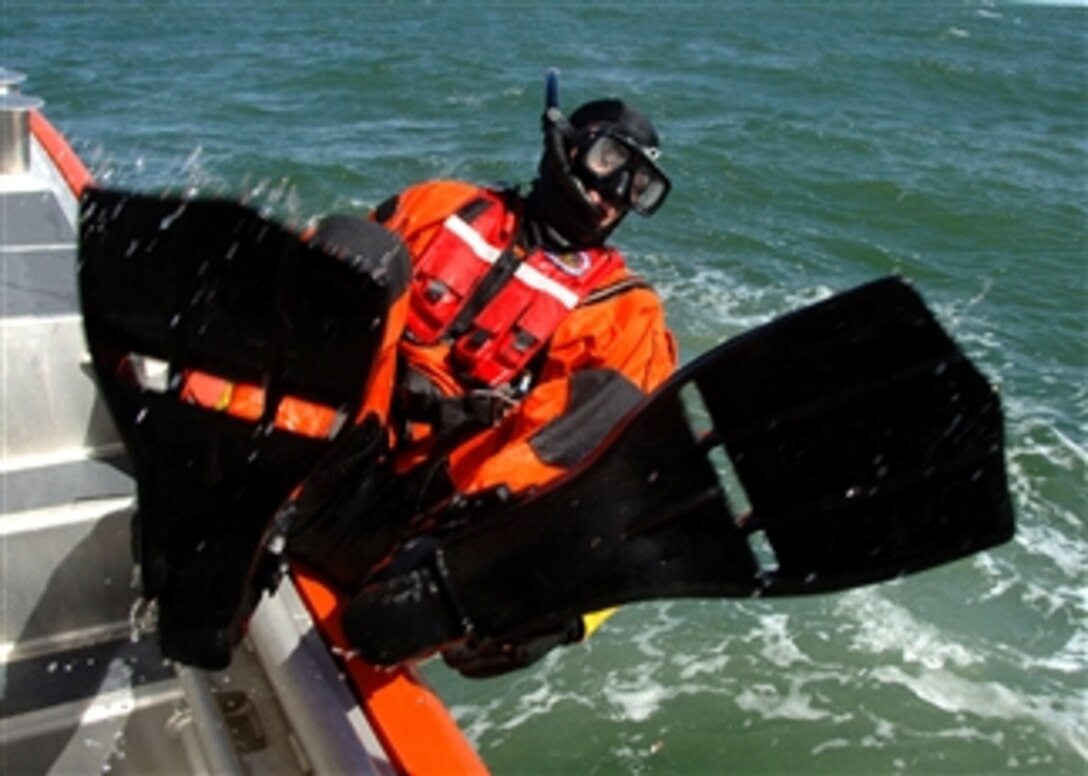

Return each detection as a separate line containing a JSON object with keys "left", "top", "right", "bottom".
{"left": 342, "top": 276, "right": 1015, "bottom": 665}
{"left": 78, "top": 188, "right": 403, "bottom": 669}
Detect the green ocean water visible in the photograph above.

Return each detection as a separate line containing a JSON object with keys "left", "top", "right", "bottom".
{"left": 5, "top": 1, "right": 1086, "bottom": 773}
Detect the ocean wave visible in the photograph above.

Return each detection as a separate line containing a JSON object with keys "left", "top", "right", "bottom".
{"left": 868, "top": 665, "right": 1087, "bottom": 760}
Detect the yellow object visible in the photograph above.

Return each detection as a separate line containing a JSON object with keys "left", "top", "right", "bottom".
{"left": 581, "top": 608, "right": 618, "bottom": 640}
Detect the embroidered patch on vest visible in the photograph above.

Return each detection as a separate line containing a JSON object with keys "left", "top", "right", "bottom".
{"left": 543, "top": 251, "right": 592, "bottom": 277}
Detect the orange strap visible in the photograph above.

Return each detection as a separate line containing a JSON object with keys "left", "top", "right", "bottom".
{"left": 180, "top": 372, "right": 342, "bottom": 438}
{"left": 178, "top": 276, "right": 408, "bottom": 441}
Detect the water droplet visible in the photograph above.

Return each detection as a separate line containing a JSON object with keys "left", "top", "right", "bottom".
{"left": 159, "top": 205, "right": 185, "bottom": 231}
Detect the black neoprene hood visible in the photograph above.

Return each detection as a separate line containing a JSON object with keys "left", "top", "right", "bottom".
{"left": 528, "top": 97, "right": 663, "bottom": 250}
{"left": 567, "top": 99, "right": 660, "bottom": 151}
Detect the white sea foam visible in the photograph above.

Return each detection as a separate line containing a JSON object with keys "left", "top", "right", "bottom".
{"left": 603, "top": 674, "right": 671, "bottom": 724}
{"left": 444, "top": 651, "right": 590, "bottom": 746}
{"left": 1022, "top": 628, "right": 1088, "bottom": 675}
{"left": 643, "top": 258, "right": 836, "bottom": 349}
{"left": 629, "top": 602, "right": 687, "bottom": 660}
{"left": 676, "top": 652, "right": 731, "bottom": 681}
{"left": 748, "top": 613, "right": 810, "bottom": 669}
{"left": 869, "top": 665, "right": 1088, "bottom": 759}
{"left": 1015, "top": 519, "right": 1086, "bottom": 582}
{"left": 447, "top": 697, "right": 503, "bottom": 747}
{"left": 733, "top": 678, "right": 834, "bottom": 722}
{"left": 971, "top": 545, "right": 1015, "bottom": 581}
{"left": 838, "top": 589, "right": 982, "bottom": 670}
{"left": 495, "top": 673, "right": 587, "bottom": 734}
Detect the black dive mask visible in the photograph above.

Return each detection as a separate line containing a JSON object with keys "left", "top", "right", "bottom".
{"left": 572, "top": 127, "right": 671, "bottom": 216}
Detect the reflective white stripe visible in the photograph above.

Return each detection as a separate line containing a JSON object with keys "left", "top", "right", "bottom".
{"left": 513, "top": 263, "right": 580, "bottom": 309}
{"left": 445, "top": 215, "right": 503, "bottom": 264}
{"left": 446, "top": 214, "right": 581, "bottom": 309}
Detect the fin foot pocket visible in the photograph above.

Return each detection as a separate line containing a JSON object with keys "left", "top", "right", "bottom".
{"left": 79, "top": 188, "right": 402, "bottom": 668}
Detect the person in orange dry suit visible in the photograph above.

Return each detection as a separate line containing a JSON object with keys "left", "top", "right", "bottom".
{"left": 188, "top": 95, "right": 677, "bottom": 676}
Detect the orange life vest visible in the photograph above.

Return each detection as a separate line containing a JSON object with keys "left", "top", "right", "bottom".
{"left": 404, "top": 189, "right": 621, "bottom": 388}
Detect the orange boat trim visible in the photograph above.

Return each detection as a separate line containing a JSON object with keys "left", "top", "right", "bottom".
{"left": 293, "top": 566, "right": 490, "bottom": 776}
{"left": 30, "top": 110, "right": 93, "bottom": 197}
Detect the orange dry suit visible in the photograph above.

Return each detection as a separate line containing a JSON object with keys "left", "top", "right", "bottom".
{"left": 374, "top": 180, "right": 677, "bottom": 498}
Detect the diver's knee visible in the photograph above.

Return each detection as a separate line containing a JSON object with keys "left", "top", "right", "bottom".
{"left": 309, "top": 215, "right": 411, "bottom": 296}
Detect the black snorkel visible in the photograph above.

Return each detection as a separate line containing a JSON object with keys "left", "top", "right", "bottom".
{"left": 545, "top": 66, "right": 561, "bottom": 118}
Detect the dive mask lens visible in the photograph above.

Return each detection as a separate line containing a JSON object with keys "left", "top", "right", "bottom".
{"left": 579, "top": 132, "right": 670, "bottom": 216}
{"left": 629, "top": 166, "right": 669, "bottom": 215}
{"left": 584, "top": 135, "right": 631, "bottom": 178}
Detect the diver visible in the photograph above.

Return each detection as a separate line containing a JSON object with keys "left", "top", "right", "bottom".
{"left": 281, "top": 81, "right": 679, "bottom": 676}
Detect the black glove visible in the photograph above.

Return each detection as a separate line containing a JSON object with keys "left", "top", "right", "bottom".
{"left": 441, "top": 618, "right": 584, "bottom": 679}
